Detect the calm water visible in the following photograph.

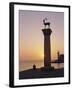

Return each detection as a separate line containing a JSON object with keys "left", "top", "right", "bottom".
{"left": 19, "top": 60, "right": 64, "bottom": 72}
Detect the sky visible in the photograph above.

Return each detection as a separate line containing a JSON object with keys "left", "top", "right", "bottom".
{"left": 19, "top": 10, "right": 64, "bottom": 62}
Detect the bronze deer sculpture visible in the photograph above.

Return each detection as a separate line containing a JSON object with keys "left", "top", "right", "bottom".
{"left": 43, "top": 18, "right": 50, "bottom": 28}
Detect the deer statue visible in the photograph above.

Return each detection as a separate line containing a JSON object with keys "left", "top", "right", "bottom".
{"left": 43, "top": 18, "right": 50, "bottom": 28}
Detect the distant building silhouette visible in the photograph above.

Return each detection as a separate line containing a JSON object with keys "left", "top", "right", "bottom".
{"left": 57, "top": 51, "right": 64, "bottom": 63}
{"left": 57, "top": 51, "right": 59, "bottom": 61}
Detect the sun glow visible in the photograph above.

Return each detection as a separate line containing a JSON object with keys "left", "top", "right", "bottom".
{"left": 37, "top": 49, "right": 44, "bottom": 60}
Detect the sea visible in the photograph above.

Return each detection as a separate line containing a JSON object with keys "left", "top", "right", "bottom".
{"left": 19, "top": 60, "right": 64, "bottom": 72}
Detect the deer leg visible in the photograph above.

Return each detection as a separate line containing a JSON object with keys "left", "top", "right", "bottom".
{"left": 45, "top": 25, "right": 46, "bottom": 28}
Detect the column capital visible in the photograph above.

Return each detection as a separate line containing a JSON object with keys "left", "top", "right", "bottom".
{"left": 42, "top": 28, "right": 52, "bottom": 36}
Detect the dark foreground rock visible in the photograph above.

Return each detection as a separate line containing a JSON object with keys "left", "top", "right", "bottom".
{"left": 19, "top": 68, "right": 64, "bottom": 79}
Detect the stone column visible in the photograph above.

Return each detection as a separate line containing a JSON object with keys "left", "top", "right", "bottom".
{"left": 42, "top": 24, "right": 52, "bottom": 68}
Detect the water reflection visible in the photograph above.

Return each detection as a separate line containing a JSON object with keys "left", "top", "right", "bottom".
{"left": 19, "top": 60, "right": 64, "bottom": 72}
{"left": 51, "top": 63, "right": 64, "bottom": 69}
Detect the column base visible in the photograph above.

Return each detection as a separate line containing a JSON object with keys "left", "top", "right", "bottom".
{"left": 40, "top": 66, "right": 54, "bottom": 71}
